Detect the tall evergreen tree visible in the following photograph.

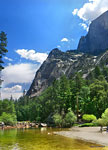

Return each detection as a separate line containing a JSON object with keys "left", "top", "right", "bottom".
{"left": 94, "top": 66, "right": 101, "bottom": 78}
{"left": 0, "top": 31, "right": 8, "bottom": 70}
{"left": 0, "top": 31, "right": 8, "bottom": 89}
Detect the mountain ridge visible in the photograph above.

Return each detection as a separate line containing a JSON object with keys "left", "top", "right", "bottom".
{"left": 27, "top": 48, "right": 108, "bottom": 97}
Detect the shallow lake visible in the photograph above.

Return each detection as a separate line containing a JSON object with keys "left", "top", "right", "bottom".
{"left": 0, "top": 128, "right": 107, "bottom": 150}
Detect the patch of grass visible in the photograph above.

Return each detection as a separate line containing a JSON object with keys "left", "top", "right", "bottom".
{"left": 73, "top": 123, "right": 79, "bottom": 126}
{"left": 78, "top": 123, "right": 95, "bottom": 127}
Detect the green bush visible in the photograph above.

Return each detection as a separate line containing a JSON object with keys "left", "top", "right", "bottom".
{"left": 53, "top": 113, "right": 62, "bottom": 127}
{"left": 0, "top": 112, "right": 17, "bottom": 126}
{"left": 96, "top": 118, "right": 106, "bottom": 126}
{"left": 102, "top": 108, "right": 108, "bottom": 122}
{"left": 92, "top": 119, "right": 98, "bottom": 126}
{"left": 79, "top": 123, "right": 95, "bottom": 127}
{"left": 82, "top": 114, "right": 97, "bottom": 122}
{"left": 53, "top": 108, "right": 77, "bottom": 127}
{"left": 96, "top": 108, "right": 108, "bottom": 126}
{"left": 64, "top": 108, "right": 77, "bottom": 127}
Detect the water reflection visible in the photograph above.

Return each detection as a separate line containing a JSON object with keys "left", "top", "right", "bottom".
{"left": 11, "top": 143, "right": 20, "bottom": 150}
{"left": 0, "top": 128, "right": 108, "bottom": 150}
{"left": 41, "top": 127, "right": 47, "bottom": 132}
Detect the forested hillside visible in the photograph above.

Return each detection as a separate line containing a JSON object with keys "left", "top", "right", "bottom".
{"left": 14, "top": 65, "right": 108, "bottom": 125}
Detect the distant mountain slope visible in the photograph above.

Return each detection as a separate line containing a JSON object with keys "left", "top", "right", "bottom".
{"left": 27, "top": 49, "right": 84, "bottom": 97}
{"left": 26, "top": 48, "right": 108, "bottom": 97}
{"left": 78, "top": 11, "right": 108, "bottom": 55}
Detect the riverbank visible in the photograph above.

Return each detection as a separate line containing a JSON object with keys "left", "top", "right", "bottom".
{"left": 54, "top": 127, "right": 108, "bottom": 147}
{"left": 0, "top": 122, "right": 48, "bottom": 130}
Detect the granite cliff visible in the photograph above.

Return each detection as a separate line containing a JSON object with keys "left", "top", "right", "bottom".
{"left": 27, "top": 49, "right": 84, "bottom": 97}
{"left": 78, "top": 11, "right": 108, "bottom": 55}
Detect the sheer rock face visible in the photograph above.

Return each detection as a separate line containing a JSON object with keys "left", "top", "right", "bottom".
{"left": 27, "top": 48, "right": 96, "bottom": 97}
{"left": 78, "top": 11, "right": 108, "bottom": 55}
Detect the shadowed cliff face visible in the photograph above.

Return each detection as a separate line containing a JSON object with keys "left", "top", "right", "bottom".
{"left": 78, "top": 11, "right": 108, "bottom": 55}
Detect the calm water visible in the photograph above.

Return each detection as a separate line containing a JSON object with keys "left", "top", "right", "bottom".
{"left": 0, "top": 128, "right": 107, "bottom": 150}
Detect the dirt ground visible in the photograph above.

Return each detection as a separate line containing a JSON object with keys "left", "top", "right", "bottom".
{"left": 54, "top": 127, "right": 108, "bottom": 146}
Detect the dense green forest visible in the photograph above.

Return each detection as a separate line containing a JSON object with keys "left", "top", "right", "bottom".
{"left": 1, "top": 65, "right": 108, "bottom": 127}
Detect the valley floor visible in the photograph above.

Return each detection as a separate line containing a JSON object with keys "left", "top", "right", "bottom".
{"left": 54, "top": 127, "right": 108, "bottom": 147}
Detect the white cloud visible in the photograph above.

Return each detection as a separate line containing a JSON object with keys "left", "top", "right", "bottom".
{"left": 4, "top": 57, "right": 13, "bottom": 61}
{"left": 1, "top": 63, "right": 40, "bottom": 86}
{"left": 57, "top": 45, "right": 61, "bottom": 48}
{"left": 72, "top": 9, "right": 78, "bottom": 15}
{"left": 16, "top": 49, "right": 48, "bottom": 64}
{"left": 79, "top": 23, "right": 89, "bottom": 31}
{"left": 3, "top": 85, "right": 22, "bottom": 93}
{"left": 2, "top": 85, "right": 22, "bottom": 99}
{"left": 1, "top": 91, "right": 22, "bottom": 100}
{"left": 72, "top": 0, "right": 108, "bottom": 22}
{"left": 61, "top": 38, "right": 69, "bottom": 42}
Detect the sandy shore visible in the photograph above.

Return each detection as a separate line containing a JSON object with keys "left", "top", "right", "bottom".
{"left": 54, "top": 127, "right": 108, "bottom": 146}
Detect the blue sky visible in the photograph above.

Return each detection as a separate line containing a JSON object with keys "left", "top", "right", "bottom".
{"left": 0, "top": 0, "right": 107, "bottom": 99}
{"left": 0, "top": 0, "right": 87, "bottom": 55}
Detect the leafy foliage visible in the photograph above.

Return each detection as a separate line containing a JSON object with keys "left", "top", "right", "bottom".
{"left": 79, "top": 123, "right": 95, "bottom": 127}
{"left": 0, "top": 112, "right": 17, "bottom": 126}
{"left": 53, "top": 108, "right": 77, "bottom": 127}
{"left": 1, "top": 65, "right": 108, "bottom": 127}
{"left": 53, "top": 113, "right": 62, "bottom": 127}
{"left": 14, "top": 67, "right": 108, "bottom": 126}
{"left": 82, "top": 114, "right": 97, "bottom": 122}
{"left": 95, "top": 108, "right": 108, "bottom": 126}
{"left": 0, "top": 99, "right": 17, "bottom": 125}
{"left": 64, "top": 108, "right": 77, "bottom": 127}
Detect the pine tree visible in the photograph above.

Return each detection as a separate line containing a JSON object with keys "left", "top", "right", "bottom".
{"left": 0, "top": 31, "right": 8, "bottom": 90}
{"left": 0, "top": 31, "right": 8, "bottom": 71}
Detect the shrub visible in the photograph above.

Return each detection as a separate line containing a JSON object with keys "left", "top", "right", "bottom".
{"left": 102, "top": 108, "right": 108, "bottom": 121}
{"left": 53, "top": 109, "right": 77, "bottom": 128}
{"left": 82, "top": 114, "right": 97, "bottom": 122}
{"left": 93, "top": 108, "right": 108, "bottom": 127}
{"left": 64, "top": 108, "right": 77, "bottom": 127}
{"left": 79, "top": 123, "right": 95, "bottom": 127}
{"left": 53, "top": 113, "right": 62, "bottom": 127}
{"left": 92, "top": 119, "right": 98, "bottom": 126}
{"left": 0, "top": 112, "right": 17, "bottom": 126}
{"left": 96, "top": 108, "right": 108, "bottom": 126}
{"left": 96, "top": 118, "right": 106, "bottom": 127}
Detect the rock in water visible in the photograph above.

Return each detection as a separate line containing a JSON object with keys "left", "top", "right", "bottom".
{"left": 78, "top": 11, "right": 108, "bottom": 55}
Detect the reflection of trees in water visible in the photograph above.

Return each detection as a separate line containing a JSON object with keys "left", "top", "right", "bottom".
{"left": 0, "top": 128, "right": 100, "bottom": 150}
{"left": 0, "top": 129, "right": 18, "bottom": 150}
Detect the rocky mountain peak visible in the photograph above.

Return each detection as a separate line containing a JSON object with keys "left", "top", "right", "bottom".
{"left": 26, "top": 50, "right": 84, "bottom": 97}
{"left": 48, "top": 48, "right": 63, "bottom": 59}
{"left": 78, "top": 10, "right": 108, "bottom": 55}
